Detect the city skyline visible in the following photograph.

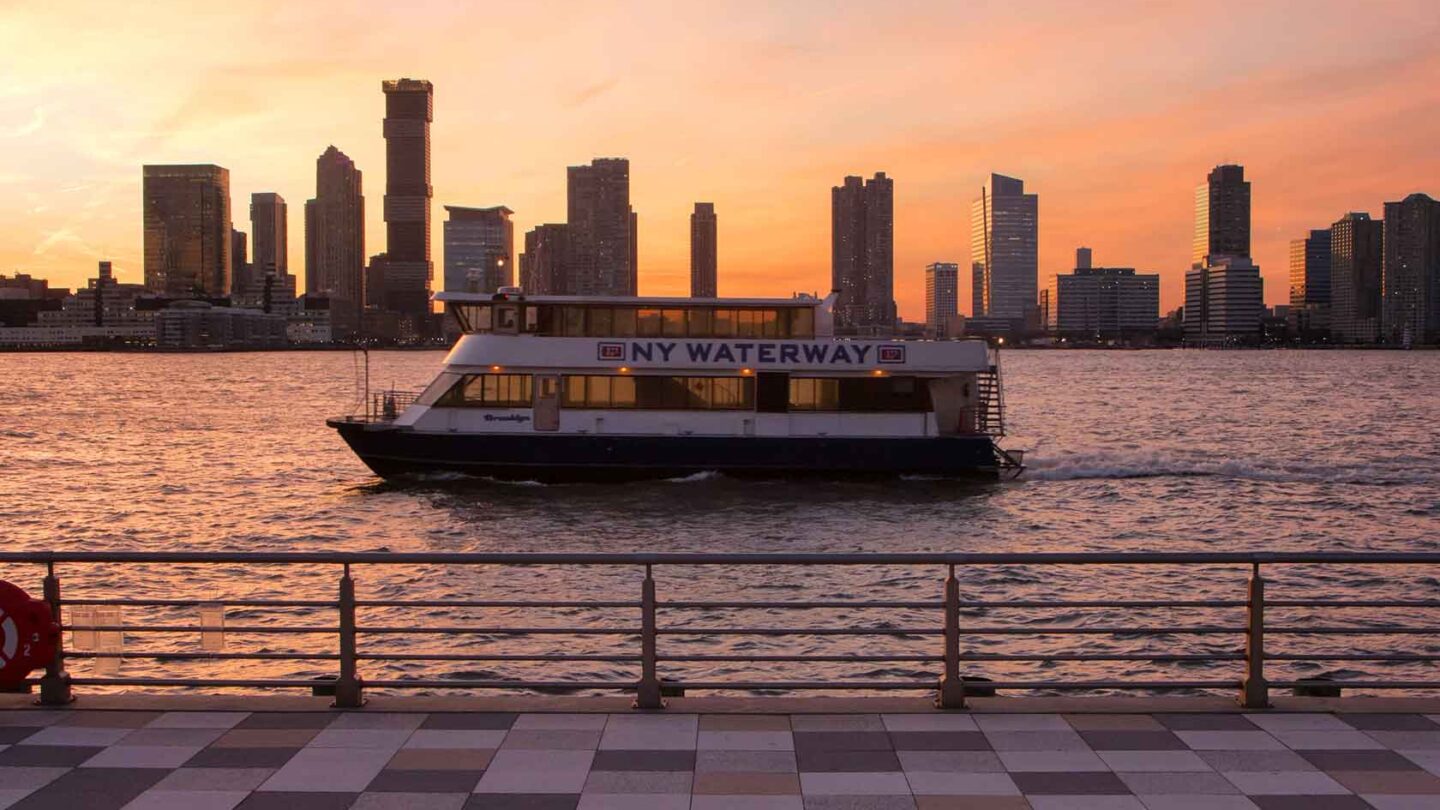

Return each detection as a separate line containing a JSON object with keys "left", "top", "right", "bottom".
{"left": 3, "top": 2, "right": 1439, "bottom": 319}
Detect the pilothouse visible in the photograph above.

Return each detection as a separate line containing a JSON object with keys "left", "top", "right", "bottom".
{"left": 329, "top": 290, "right": 1022, "bottom": 481}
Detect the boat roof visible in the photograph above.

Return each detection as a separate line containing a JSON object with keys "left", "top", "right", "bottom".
{"left": 435, "top": 292, "right": 826, "bottom": 308}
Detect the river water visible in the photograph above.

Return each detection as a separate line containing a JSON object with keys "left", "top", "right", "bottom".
{"left": 0, "top": 349, "right": 1436, "bottom": 695}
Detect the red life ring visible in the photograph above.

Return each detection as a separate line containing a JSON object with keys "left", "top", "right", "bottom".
{"left": 0, "top": 581, "right": 60, "bottom": 688}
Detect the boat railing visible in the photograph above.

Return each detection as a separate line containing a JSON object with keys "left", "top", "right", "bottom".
{"left": 3, "top": 551, "right": 1440, "bottom": 709}
{"left": 338, "top": 389, "right": 424, "bottom": 423}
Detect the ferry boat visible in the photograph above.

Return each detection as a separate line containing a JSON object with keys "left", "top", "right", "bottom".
{"left": 328, "top": 290, "right": 1023, "bottom": 482}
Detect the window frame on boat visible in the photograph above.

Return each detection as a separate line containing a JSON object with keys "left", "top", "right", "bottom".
{"left": 436, "top": 373, "right": 534, "bottom": 408}
{"left": 450, "top": 302, "right": 816, "bottom": 339}
{"left": 562, "top": 374, "right": 756, "bottom": 410}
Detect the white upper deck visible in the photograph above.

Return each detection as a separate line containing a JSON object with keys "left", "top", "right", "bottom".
{"left": 436, "top": 290, "right": 992, "bottom": 375}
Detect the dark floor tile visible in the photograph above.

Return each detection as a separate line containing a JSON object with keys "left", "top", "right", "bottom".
{"left": 793, "top": 732, "right": 895, "bottom": 752}
{"left": 798, "top": 748, "right": 902, "bottom": 772}
{"left": 1249, "top": 798, "right": 1375, "bottom": 810}
{"left": 235, "top": 792, "right": 358, "bottom": 809}
{"left": 1011, "top": 771, "right": 1132, "bottom": 795}
{"left": 8, "top": 767, "right": 166, "bottom": 810}
{"left": 0, "top": 728, "right": 43, "bottom": 745}
{"left": 422, "top": 713, "right": 517, "bottom": 730}
{"left": 889, "top": 731, "right": 993, "bottom": 751}
{"left": 463, "top": 796, "right": 580, "bottom": 809}
{"left": 233, "top": 712, "right": 338, "bottom": 729}
{"left": 591, "top": 749, "right": 696, "bottom": 771}
{"left": 1340, "top": 713, "right": 1440, "bottom": 731}
{"left": 1155, "top": 713, "right": 1257, "bottom": 731}
{"left": 366, "top": 769, "right": 483, "bottom": 792}
{"left": 55, "top": 711, "right": 162, "bottom": 729}
{"left": 1301, "top": 749, "right": 1422, "bottom": 771}
{"left": 184, "top": 745, "right": 302, "bottom": 768}
{"left": 0, "top": 745, "right": 104, "bottom": 767}
{"left": 1079, "top": 730, "right": 1186, "bottom": 751}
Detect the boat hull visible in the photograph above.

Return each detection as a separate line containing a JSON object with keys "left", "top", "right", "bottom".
{"left": 328, "top": 420, "right": 1003, "bottom": 482}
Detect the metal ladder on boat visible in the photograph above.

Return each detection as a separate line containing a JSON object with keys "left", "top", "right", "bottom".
{"left": 978, "top": 364, "right": 1025, "bottom": 479}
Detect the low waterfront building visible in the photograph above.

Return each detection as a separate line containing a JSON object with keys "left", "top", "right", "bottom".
{"left": 1048, "top": 261, "right": 1159, "bottom": 339}
{"left": 1184, "top": 257, "right": 1264, "bottom": 345}
{"left": 0, "top": 262, "right": 159, "bottom": 347}
{"left": 154, "top": 300, "right": 287, "bottom": 349}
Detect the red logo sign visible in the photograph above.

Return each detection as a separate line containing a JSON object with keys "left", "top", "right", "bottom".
{"left": 597, "top": 343, "right": 626, "bottom": 361}
{"left": 878, "top": 345, "right": 906, "bottom": 364}
{"left": 0, "top": 581, "right": 59, "bottom": 688}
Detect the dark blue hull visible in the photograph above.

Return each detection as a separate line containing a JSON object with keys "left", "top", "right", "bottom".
{"left": 328, "top": 420, "right": 1003, "bottom": 482}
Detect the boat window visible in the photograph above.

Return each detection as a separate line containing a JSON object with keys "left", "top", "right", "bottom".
{"left": 736, "top": 309, "right": 758, "bottom": 337}
{"left": 612, "top": 307, "right": 637, "bottom": 337}
{"left": 759, "top": 309, "right": 780, "bottom": 338}
{"left": 688, "top": 308, "right": 712, "bottom": 336}
{"left": 437, "top": 373, "right": 534, "bottom": 408}
{"left": 562, "top": 375, "right": 754, "bottom": 410}
{"left": 786, "top": 376, "right": 928, "bottom": 412}
{"left": 661, "top": 309, "right": 686, "bottom": 337}
{"left": 495, "top": 305, "right": 519, "bottom": 334}
{"left": 562, "top": 306, "right": 586, "bottom": 337}
{"left": 524, "top": 306, "right": 539, "bottom": 332}
{"left": 789, "top": 307, "right": 815, "bottom": 338}
{"left": 637, "top": 308, "right": 662, "bottom": 337}
{"left": 587, "top": 307, "right": 613, "bottom": 337}
{"left": 712, "top": 309, "right": 736, "bottom": 337}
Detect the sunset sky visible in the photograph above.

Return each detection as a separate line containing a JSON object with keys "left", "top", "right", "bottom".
{"left": 2, "top": 1, "right": 1438, "bottom": 319}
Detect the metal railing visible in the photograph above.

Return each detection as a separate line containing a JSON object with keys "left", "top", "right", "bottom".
{"left": 1, "top": 551, "right": 1438, "bottom": 710}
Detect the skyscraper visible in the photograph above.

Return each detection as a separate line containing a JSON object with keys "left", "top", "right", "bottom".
{"left": 1288, "top": 229, "right": 1331, "bottom": 336}
{"left": 443, "top": 206, "right": 514, "bottom": 293}
{"left": 248, "top": 193, "right": 288, "bottom": 285}
{"left": 969, "top": 174, "right": 1037, "bottom": 324}
{"left": 1193, "top": 164, "right": 1251, "bottom": 267}
{"left": 519, "top": 224, "right": 570, "bottom": 295}
{"left": 231, "top": 228, "right": 248, "bottom": 294}
{"left": 143, "top": 164, "right": 231, "bottom": 297}
{"left": 1382, "top": 193, "right": 1440, "bottom": 344}
{"left": 925, "top": 262, "right": 959, "bottom": 338}
{"left": 566, "top": 158, "right": 634, "bottom": 296}
{"left": 690, "top": 202, "right": 717, "bottom": 297}
{"left": 304, "top": 145, "right": 366, "bottom": 326}
{"left": 380, "top": 78, "right": 434, "bottom": 320}
{"left": 831, "top": 172, "right": 896, "bottom": 333}
{"left": 1330, "top": 212, "right": 1384, "bottom": 343}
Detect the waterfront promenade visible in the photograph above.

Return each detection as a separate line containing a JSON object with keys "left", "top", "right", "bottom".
{"left": 4, "top": 696, "right": 1440, "bottom": 809}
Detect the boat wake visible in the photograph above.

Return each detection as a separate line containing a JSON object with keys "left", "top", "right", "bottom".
{"left": 664, "top": 471, "right": 724, "bottom": 483}
{"left": 1022, "top": 449, "right": 1436, "bottom": 486}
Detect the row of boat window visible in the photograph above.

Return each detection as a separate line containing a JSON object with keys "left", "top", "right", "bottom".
{"left": 452, "top": 305, "right": 817, "bottom": 339}
{"left": 436, "top": 373, "right": 932, "bottom": 412}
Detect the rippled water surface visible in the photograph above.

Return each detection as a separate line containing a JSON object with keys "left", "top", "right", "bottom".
{"left": 1, "top": 349, "right": 1437, "bottom": 694}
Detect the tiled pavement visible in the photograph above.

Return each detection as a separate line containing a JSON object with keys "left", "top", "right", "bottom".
{"left": 2, "top": 710, "right": 1440, "bottom": 809}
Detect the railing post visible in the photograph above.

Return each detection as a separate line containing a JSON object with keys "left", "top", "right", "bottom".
{"left": 634, "top": 564, "right": 665, "bottom": 709}
{"left": 1240, "top": 562, "right": 1269, "bottom": 709}
{"left": 38, "top": 562, "right": 73, "bottom": 705}
{"left": 936, "top": 564, "right": 966, "bottom": 709}
{"left": 333, "top": 564, "right": 365, "bottom": 708}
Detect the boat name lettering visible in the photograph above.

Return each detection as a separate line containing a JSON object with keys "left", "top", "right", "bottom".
{"left": 483, "top": 414, "right": 532, "bottom": 423}
{"left": 600, "top": 341, "right": 900, "bottom": 366}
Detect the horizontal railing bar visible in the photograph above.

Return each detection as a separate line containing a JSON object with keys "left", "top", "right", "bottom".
{"left": 65, "top": 652, "right": 339, "bottom": 660}
{"left": 1268, "top": 627, "right": 1440, "bottom": 634}
{"left": 62, "top": 625, "right": 336, "bottom": 634}
{"left": 1268, "top": 654, "right": 1440, "bottom": 661}
{"left": 658, "top": 627, "right": 942, "bottom": 636}
{"left": 69, "top": 678, "right": 323, "bottom": 687}
{"left": 967, "top": 680, "right": 1241, "bottom": 690}
{"left": 362, "top": 680, "right": 632, "bottom": 689}
{"left": 663, "top": 601, "right": 941, "bottom": 610}
{"left": 9, "top": 551, "right": 1440, "bottom": 565}
{"left": 659, "top": 653, "right": 1245, "bottom": 662}
{"left": 61, "top": 599, "right": 338, "bottom": 608}
{"left": 355, "top": 600, "right": 639, "bottom": 609}
{"left": 1269, "top": 601, "right": 1440, "bottom": 608}
{"left": 358, "top": 654, "right": 641, "bottom": 662}
{"left": 671, "top": 681, "right": 939, "bottom": 690}
{"left": 959, "top": 653, "right": 1246, "bottom": 662}
{"left": 659, "top": 626, "right": 1244, "bottom": 636}
{"left": 959, "top": 600, "right": 1248, "bottom": 609}
{"left": 663, "top": 654, "right": 942, "bottom": 662}
{"left": 358, "top": 626, "right": 639, "bottom": 635}
{"left": 1270, "top": 681, "right": 1440, "bottom": 689}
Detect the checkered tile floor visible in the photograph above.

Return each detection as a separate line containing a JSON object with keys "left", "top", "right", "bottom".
{"left": 2, "top": 709, "right": 1440, "bottom": 809}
